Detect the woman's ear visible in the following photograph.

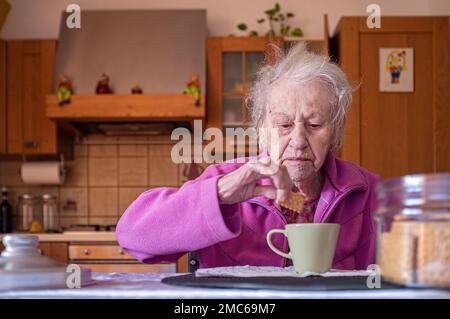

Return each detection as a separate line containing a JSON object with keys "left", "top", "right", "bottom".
{"left": 258, "top": 116, "right": 270, "bottom": 151}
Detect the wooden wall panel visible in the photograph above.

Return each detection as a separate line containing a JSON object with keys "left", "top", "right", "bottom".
{"left": 360, "top": 33, "right": 434, "bottom": 178}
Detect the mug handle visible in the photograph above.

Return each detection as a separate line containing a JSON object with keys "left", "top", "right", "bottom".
{"left": 266, "top": 229, "right": 291, "bottom": 259}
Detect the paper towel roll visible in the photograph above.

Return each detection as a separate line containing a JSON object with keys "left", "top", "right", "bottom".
{"left": 20, "top": 162, "right": 66, "bottom": 185}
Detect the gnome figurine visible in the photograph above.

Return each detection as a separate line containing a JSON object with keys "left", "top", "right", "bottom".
{"left": 57, "top": 74, "right": 73, "bottom": 106}
{"left": 183, "top": 74, "right": 201, "bottom": 106}
{"left": 96, "top": 73, "right": 113, "bottom": 94}
{"left": 131, "top": 85, "right": 143, "bottom": 94}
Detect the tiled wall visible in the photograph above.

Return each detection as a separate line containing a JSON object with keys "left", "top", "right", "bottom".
{"left": 0, "top": 135, "right": 198, "bottom": 229}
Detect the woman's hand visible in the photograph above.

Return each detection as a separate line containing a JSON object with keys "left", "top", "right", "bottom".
{"left": 217, "top": 157, "right": 292, "bottom": 205}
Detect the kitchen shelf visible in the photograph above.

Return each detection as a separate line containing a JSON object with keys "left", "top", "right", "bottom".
{"left": 46, "top": 94, "right": 205, "bottom": 122}
{"left": 283, "top": 36, "right": 324, "bottom": 42}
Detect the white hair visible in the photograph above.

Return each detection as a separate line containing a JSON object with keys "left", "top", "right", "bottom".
{"left": 246, "top": 42, "right": 354, "bottom": 153}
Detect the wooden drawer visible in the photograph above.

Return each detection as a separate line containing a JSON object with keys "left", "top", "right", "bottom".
{"left": 69, "top": 245, "right": 134, "bottom": 260}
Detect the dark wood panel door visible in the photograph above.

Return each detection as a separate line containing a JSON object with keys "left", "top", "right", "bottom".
{"left": 360, "top": 33, "right": 434, "bottom": 178}
{"left": 335, "top": 17, "right": 449, "bottom": 179}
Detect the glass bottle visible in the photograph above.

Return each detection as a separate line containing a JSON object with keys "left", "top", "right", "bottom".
{"left": 0, "top": 187, "right": 13, "bottom": 233}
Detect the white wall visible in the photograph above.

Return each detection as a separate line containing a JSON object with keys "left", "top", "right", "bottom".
{"left": 1, "top": 0, "right": 450, "bottom": 39}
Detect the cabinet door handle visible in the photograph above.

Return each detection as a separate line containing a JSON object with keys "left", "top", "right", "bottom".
{"left": 83, "top": 249, "right": 91, "bottom": 256}
{"left": 118, "top": 249, "right": 125, "bottom": 255}
{"left": 23, "top": 141, "right": 39, "bottom": 149}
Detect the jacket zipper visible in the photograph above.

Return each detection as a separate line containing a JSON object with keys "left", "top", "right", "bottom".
{"left": 318, "top": 185, "right": 366, "bottom": 223}
{"left": 247, "top": 199, "right": 290, "bottom": 267}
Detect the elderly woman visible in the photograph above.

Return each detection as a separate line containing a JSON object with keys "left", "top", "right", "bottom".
{"left": 116, "top": 43, "right": 379, "bottom": 270}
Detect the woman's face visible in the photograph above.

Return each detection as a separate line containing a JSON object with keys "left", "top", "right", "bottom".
{"left": 263, "top": 80, "right": 333, "bottom": 183}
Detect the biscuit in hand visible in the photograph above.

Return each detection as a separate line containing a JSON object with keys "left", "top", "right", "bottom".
{"left": 276, "top": 191, "right": 305, "bottom": 213}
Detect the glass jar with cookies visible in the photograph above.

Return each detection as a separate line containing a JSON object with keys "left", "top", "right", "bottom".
{"left": 376, "top": 173, "right": 450, "bottom": 288}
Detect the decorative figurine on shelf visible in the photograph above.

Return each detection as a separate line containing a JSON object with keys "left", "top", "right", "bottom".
{"left": 131, "top": 85, "right": 143, "bottom": 94}
{"left": 57, "top": 74, "right": 73, "bottom": 106}
{"left": 183, "top": 73, "right": 201, "bottom": 106}
{"left": 95, "top": 73, "right": 113, "bottom": 94}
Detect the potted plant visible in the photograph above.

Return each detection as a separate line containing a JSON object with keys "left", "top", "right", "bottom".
{"left": 236, "top": 2, "right": 304, "bottom": 37}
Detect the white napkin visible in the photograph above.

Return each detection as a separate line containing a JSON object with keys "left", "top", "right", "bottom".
{"left": 195, "top": 265, "right": 375, "bottom": 278}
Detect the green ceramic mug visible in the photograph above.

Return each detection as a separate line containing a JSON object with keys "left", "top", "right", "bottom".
{"left": 266, "top": 223, "right": 340, "bottom": 273}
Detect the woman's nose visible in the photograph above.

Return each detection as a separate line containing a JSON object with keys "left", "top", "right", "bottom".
{"left": 289, "top": 122, "right": 309, "bottom": 150}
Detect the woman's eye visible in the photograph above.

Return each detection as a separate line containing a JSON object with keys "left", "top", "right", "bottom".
{"left": 278, "top": 123, "right": 292, "bottom": 129}
{"left": 308, "top": 123, "right": 322, "bottom": 129}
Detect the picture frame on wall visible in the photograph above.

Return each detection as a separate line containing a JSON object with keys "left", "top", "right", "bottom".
{"left": 379, "top": 48, "right": 414, "bottom": 92}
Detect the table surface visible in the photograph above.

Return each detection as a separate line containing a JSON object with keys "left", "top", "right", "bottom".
{"left": 1, "top": 272, "right": 449, "bottom": 299}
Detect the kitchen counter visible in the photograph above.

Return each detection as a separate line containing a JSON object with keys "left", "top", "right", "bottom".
{"left": 0, "top": 232, "right": 117, "bottom": 243}
{"left": 0, "top": 272, "right": 449, "bottom": 299}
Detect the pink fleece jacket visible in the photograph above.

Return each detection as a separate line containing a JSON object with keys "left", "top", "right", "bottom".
{"left": 116, "top": 151, "right": 380, "bottom": 270}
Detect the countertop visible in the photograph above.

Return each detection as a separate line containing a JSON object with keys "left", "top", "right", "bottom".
{"left": 0, "top": 231, "right": 117, "bottom": 242}
{"left": 0, "top": 272, "right": 449, "bottom": 299}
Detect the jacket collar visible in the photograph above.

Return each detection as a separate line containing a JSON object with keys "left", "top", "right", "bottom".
{"left": 322, "top": 151, "right": 367, "bottom": 193}
{"left": 313, "top": 151, "right": 368, "bottom": 222}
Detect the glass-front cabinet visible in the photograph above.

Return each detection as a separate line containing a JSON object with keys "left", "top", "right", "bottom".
{"left": 207, "top": 37, "right": 283, "bottom": 157}
{"left": 222, "top": 51, "right": 265, "bottom": 133}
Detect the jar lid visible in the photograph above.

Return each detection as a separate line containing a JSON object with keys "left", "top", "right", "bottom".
{"left": 0, "top": 235, "right": 65, "bottom": 270}
{"left": 0, "top": 235, "right": 93, "bottom": 290}
{"left": 377, "top": 173, "right": 450, "bottom": 211}
{"left": 19, "top": 194, "right": 34, "bottom": 200}
{"left": 42, "top": 193, "right": 56, "bottom": 200}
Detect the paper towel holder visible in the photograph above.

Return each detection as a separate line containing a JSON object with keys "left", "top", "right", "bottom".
{"left": 19, "top": 154, "right": 68, "bottom": 185}
{"left": 20, "top": 154, "right": 67, "bottom": 171}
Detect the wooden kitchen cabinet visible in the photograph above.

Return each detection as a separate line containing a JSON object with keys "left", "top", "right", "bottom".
{"left": 5, "top": 40, "right": 72, "bottom": 156}
{"left": 206, "top": 36, "right": 282, "bottom": 157}
{"left": 38, "top": 242, "right": 69, "bottom": 264}
{"left": 68, "top": 243, "right": 181, "bottom": 273}
{"left": 332, "top": 17, "right": 450, "bottom": 178}
{"left": 0, "top": 40, "right": 6, "bottom": 154}
{"left": 207, "top": 36, "right": 283, "bottom": 132}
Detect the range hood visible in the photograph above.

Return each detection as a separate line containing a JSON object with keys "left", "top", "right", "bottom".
{"left": 46, "top": 10, "right": 206, "bottom": 135}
